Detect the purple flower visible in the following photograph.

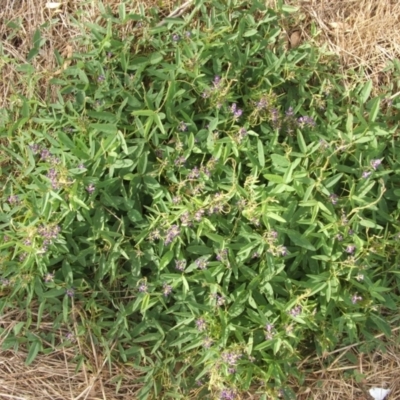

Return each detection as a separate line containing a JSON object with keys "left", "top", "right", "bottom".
{"left": 174, "top": 156, "right": 186, "bottom": 166}
{"left": 44, "top": 273, "right": 55, "bottom": 283}
{"left": 336, "top": 234, "right": 343, "bottom": 241}
{"left": 238, "top": 127, "right": 247, "bottom": 139}
{"left": 97, "top": 75, "right": 105, "bottom": 82}
{"left": 203, "top": 336, "right": 213, "bottom": 348}
{"left": 256, "top": 97, "right": 268, "bottom": 110}
{"left": 216, "top": 248, "right": 228, "bottom": 262}
{"left": 216, "top": 295, "right": 225, "bottom": 306}
{"left": 175, "top": 259, "right": 186, "bottom": 272}
{"left": 194, "top": 209, "right": 205, "bottom": 222}
{"left": 7, "top": 195, "right": 19, "bottom": 205}
{"left": 362, "top": 171, "right": 371, "bottom": 178}
{"left": 285, "top": 107, "right": 295, "bottom": 117}
{"left": 185, "top": 31, "right": 191, "bottom": 38}
{"left": 252, "top": 251, "right": 260, "bottom": 258}
{"left": 346, "top": 245, "right": 356, "bottom": 254}
{"left": 195, "top": 317, "right": 207, "bottom": 331}
{"left": 351, "top": 294, "right": 362, "bottom": 304}
{"left": 370, "top": 159, "right": 382, "bottom": 170}
{"left": 29, "top": 144, "right": 41, "bottom": 154}
{"left": 165, "top": 225, "right": 180, "bottom": 244}
{"left": 46, "top": 168, "right": 60, "bottom": 190}
{"left": 180, "top": 211, "right": 192, "bottom": 227}
{"left": 66, "top": 288, "right": 75, "bottom": 297}
{"left": 78, "top": 163, "right": 86, "bottom": 169}
{"left": 172, "top": 34, "right": 180, "bottom": 42}
{"left": 19, "top": 252, "right": 28, "bottom": 262}
{"left": 220, "top": 389, "right": 236, "bottom": 400}
{"left": 221, "top": 351, "right": 241, "bottom": 367}
{"left": 289, "top": 305, "right": 302, "bottom": 317}
{"left": 195, "top": 257, "right": 208, "bottom": 270}
{"left": 280, "top": 246, "right": 288, "bottom": 256}
{"left": 162, "top": 283, "right": 173, "bottom": 297}
{"left": 329, "top": 193, "right": 339, "bottom": 205}
{"left": 86, "top": 184, "right": 95, "bottom": 194}
{"left": 270, "top": 108, "right": 280, "bottom": 128}
{"left": 172, "top": 196, "right": 181, "bottom": 204}
{"left": 178, "top": 121, "right": 187, "bottom": 132}
{"left": 188, "top": 166, "right": 200, "bottom": 180}
{"left": 297, "top": 116, "right": 316, "bottom": 128}
{"left": 40, "top": 148, "right": 51, "bottom": 161}
{"left": 138, "top": 282, "right": 148, "bottom": 293}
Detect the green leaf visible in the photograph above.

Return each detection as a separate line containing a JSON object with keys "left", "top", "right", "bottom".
{"left": 160, "top": 250, "right": 174, "bottom": 270}
{"left": 243, "top": 29, "right": 258, "bottom": 37}
{"left": 90, "top": 123, "right": 117, "bottom": 135}
{"left": 284, "top": 229, "right": 315, "bottom": 250}
{"left": 297, "top": 131, "right": 307, "bottom": 153}
{"left": 257, "top": 140, "right": 265, "bottom": 167}
{"left": 369, "top": 97, "right": 380, "bottom": 122}
{"left": 26, "top": 340, "right": 41, "bottom": 366}
{"left": 359, "top": 80, "right": 372, "bottom": 103}
{"left": 369, "top": 314, "right": 391, "bottom": 337}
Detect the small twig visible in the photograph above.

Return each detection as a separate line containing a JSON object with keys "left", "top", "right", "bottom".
{"left": 156, "top": 0, "right": 194, "bottom": 27}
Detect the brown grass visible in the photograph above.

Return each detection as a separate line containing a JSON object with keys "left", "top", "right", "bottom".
{"left": 1, "top": 0, "right": 400, "bottom": 399}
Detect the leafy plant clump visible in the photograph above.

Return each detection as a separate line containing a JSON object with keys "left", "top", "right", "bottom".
{"left": 1, "top": 1, "right": 400, "bottom": 399}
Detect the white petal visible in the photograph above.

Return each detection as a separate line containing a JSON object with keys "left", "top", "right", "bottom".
{"left": 45, "top": 2, "right": 62, "bottom": 8}
{"left": 369, "top": 387, "right": 391, "bottom": 400}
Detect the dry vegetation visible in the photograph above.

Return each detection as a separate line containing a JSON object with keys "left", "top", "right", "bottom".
{"left": 1, "top": 0, "right": 400, "bottom": 398}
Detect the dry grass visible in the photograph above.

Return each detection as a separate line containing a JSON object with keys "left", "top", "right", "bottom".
{"left": 294, "top": 0, "right": 400, "bottom": 91}
{"left": 0, "top": 306, "right": 144, "bottom": 400}
{"left": 1, "top": 0, "right": 400, "bottom": 399}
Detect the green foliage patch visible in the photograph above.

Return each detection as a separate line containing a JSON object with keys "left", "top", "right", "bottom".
{"left": 2, "top": 1, "right": 400, "bottom": 399}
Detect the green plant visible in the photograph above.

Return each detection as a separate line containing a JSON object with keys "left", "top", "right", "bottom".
{"left": 1, "top": 1, "right": 400, "bottom": 399}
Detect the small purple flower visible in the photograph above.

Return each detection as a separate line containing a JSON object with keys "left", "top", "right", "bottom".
{"left": 203, "top": 336, "right": 213, "bottom": 348}
{"left": 220, "top": 389, "right": 236, "bottom": 400}
{"left": 172, "top": 34, "right": 180, "bottom": 42}
{"left": 236, "top": 198, "right": 246, "bottom": 210}
{"left": 351, "top": 294, "right": 362, "bottom": 304}
{"left": 78, "top": 163, "right": 86, "bottom": 169}
{"left": 346, "top": 245, "right": 356, "bottom": 254}
{"left": 165, "top": 225, "right": 180, "bottom": 245}
{"left": 97, "top": 74, "right": 105, "bottom": 82}
{"left": 252, "top": 251, "right": 260, "bottom": 258}
{"left": 271, "top": 108, "right": 279, "bottom": 126}
{"left": 19, "top": 252, "right": 28, "bottom": 262}
{"left": 172, "top": 195, "right": 181, "bottom": 204}
{"left": 336, "top": 234, "right": 343, "bottom": 241}
{"left": 195, "top": 317, "right": 207, "bottom": 331}
{"left": 175, "top": 259, "right": 186, "bottom": 272}
{"left": 348, "top": 229, "right": 354, "bottom": 235}
{"left": 194, "top": 209, "right": 205, "bottom": 222}
{"left": 285, "top": 107, "right": 295, "bottom": 117}
{"left": 297, "top": 116, "right": 316, "bottom": 128}
{"left": 188, "top": 166, "right": 200, "bottom": 180}
{"left": 212, "top": 75, "right": 221, "bottom": 88}
{"left": 7, "top": 195, "right": 19, "bottom": 205}
{"left": 185, "top": 31, "right": 191, "bottom": 38}
{"left": 86, "top": 184, "right": 95, "bottom": 194}
{"left": 280, "top": 246, "right": 288, "bottom": 256}
{"left": 195, "top": 257, "right": 208, "bottom": 270}
{"left": 180, "top": 211, "right": 192, "bottom": 227}
{"left": 362, "top": 171, "right": 371, "bottom": 178}
{"left": 40, "top": 148, "right": 51, "bottom": 161}
{"left": 174, "top": 156, "right": 186, "bottom": 166}
{"left": 138, "top": 282, "right": 148, "bottom": 293}
{"left": 238, "top": 127, "right": 247, "bottom": 139}
{"left": 44, "top": 273, "right": 55, "bottom": 283}
{"left": 216, "top": 248, "right": 228, "bottom": 262}
{"left": 29, "top": 144, "right": 41, "bottom": 154}
{"left": 178, "top": 121, "right": 187, "bottom": 132}
{"left": 329, "top": 193, "right": 339, "bottom": 205}
{"left": 162, "top": 283, "right": 173, "bottom": 297}
{"left": 23, "top": 239, "right": 31, "bottom": 246}
{"left": 216, "top": 295, "right": 225, "bottom": 306}
{"left": 66, "top": 288, "right": 75, "bottom": 297}
{"left": 289, "top": 305, "right": 302, "bottom": 317}
{"left": 256, "top": 97, "right": 268, "bottom": 110}
{"left": 370, "top": 159, "right": 382, "bottom": 170}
